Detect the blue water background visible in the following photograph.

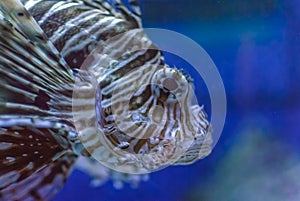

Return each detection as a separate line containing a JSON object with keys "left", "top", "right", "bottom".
{"left": 54, "top": 0, "right": 300, "bottom": 200}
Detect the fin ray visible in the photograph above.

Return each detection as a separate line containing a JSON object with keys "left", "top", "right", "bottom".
{"left": 0, "top": 1, "right": 74, "bottom": 119}
{"left": 0, "top": 0, "right": 67, "bottom": 68}
{"left": 0, "top": 118, "right": 77, "bottom": 201}
{"left": 0, "top": 152, "right": 76, "bottom": 201}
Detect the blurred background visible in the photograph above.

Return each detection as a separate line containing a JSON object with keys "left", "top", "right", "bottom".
{"left": 54, "top": 0, "right": 300, "bottom": 200}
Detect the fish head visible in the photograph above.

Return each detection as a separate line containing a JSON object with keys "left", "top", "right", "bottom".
{"left": 74, "top": 29, "right": 212, "bottom": 173}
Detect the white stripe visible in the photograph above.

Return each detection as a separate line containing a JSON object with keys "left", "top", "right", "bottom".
{"left": 101, "top": 50, "right": 161, "bottom": 97}
{"left": 0, "top": 117, "right": 68, "bottom": 128}
{"left": 38, "top": 2, "right": 79, "bottom": 25}
{"left": 24, "top": 0, "right": 43, "bottom": 10}
{"left": 103, "top": 31, "right": 139, "bottom": 58}
{"left": 50, "top": 10, "right": 100, "bottom": 42}
{"left": 61, "top": 17, "right": 121, "bottom": 56}
{"left": 1, "top": 85, "right": 36, "bottom": 100}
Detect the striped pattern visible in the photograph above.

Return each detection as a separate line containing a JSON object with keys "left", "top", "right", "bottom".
{"left": 0, "top": 151, "right": 76, "bottom": 201}
{"left": 0, "top": 0, "right": 74, "bottom": 122}
{"left": 0, "top": 119, "right": 77, "bottom": 201}
{"left": 23, "top": 0, "right": 142, "bottom": 69}
{"left": 23, "top": 0, "right": 212, "bottom": 170}
{"left": 0, "top": 1, "right": 77, "bottom": 200}
{"left": 0, "top": 0, "right": 212, "bottom": 198}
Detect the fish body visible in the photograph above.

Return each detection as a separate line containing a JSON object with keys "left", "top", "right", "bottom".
{"left": 0, "top": 0, "right": 212, "bottom": 200}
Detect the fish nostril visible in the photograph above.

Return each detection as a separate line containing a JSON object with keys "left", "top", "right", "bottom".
{"left": 162, "top": 78, "right": 178, "bottom": 91}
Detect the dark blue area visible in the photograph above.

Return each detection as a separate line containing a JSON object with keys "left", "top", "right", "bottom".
{"left": 54, "top": 0, "right": 300, "bottom": 200}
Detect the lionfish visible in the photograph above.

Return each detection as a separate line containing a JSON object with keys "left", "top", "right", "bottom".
{"left": 0, "top": 0, "right": 212, "bottom": 200}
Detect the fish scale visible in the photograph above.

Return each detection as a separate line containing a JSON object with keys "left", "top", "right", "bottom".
{"left": 0, "top": 0, "right": 212, "bottom": 200}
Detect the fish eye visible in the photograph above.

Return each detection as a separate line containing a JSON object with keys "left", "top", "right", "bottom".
{"left": 151, "top": 67, "right": 189, "bottom": 103}
{"left": 162, "top": 77, "right": 178, "bottom": 91}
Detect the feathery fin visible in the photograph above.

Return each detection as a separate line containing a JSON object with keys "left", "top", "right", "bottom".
{"left": 0, "top": 1, "right": 74, "bottom": 118}
{"left": 0, "top": 151, "right": 76, "bottom": 201}
{"left": 0, "top": 0, "right": 65, "bottom": 62}
{"left": 0, "top": 118, "right": 77, "bottom": 201}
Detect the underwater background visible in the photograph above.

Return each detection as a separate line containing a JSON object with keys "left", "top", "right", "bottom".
{"left": 54, "top": 0, "right": 300, "bottom": 200}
